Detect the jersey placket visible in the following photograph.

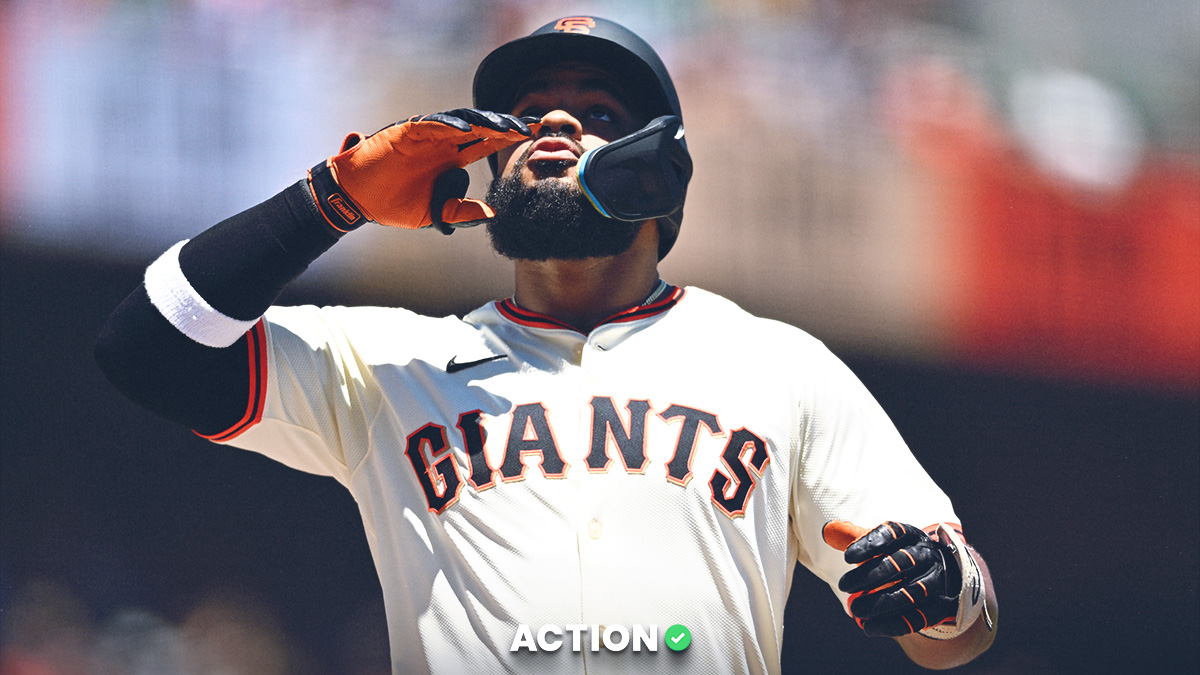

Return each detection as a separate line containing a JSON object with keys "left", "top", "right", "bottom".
{"left": 574, "top": 324, "right": 649, "bottom": 664}
{"left": 576, "top": 332, "right": 608, "bottom": 664}
{"left": 482, "top": 295, "right": 684, "bottom": 666}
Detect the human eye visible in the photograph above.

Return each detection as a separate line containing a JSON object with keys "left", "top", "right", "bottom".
{"left": 585, "top": 105, "right": 615, "bottom": 123}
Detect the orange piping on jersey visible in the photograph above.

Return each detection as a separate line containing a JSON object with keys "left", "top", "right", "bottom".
{"left": 195, "top": 319, "right": 268, "bottom": 442}
{"left": 495, "top": 285, "right": 684, "bottom": 333}
{"left": 495, "top": 299, "right": 576, "bottom": 331}
{"left": 604, "top": 286, "right": 685, "bottom": 324}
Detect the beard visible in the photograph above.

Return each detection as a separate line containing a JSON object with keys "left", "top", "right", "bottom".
{"left": 484, "top": 165, "right": 642, "bottom": 261}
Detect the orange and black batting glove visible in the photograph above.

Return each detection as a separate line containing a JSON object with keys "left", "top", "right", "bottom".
{"left": 823, "top": 520, "right": 988, "bottom": 639}
{"left": 306, "top": 109, "right": 539, "bottom": 234}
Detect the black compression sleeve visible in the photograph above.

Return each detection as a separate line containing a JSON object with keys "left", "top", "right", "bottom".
{"left": 179, "top": 178, "right": 341, "bottom": 320}
{"left": 95, "top": 179, "right": 344, "bottom": 435}
{"left": 95, "top": 286, "right": 257, "bottom": 435}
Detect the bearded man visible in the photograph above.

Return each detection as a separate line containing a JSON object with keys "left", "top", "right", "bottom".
{"left": 95, "top": 16, "right": 997, "bottom": 675}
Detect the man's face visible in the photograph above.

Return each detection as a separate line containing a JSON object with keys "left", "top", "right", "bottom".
{"left": 495, "top": 62, "right": 645, "bottom": 183}
{"left": 485, "top": 63, "right": 649, "bottom": 261}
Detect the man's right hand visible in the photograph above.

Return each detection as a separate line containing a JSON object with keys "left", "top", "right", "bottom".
{"left": 307, "top": 109, "right": 538, "bottom": 232}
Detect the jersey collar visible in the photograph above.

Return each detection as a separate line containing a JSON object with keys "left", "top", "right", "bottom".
{"left": 495, "top": 282, "right": 684, "bottom": 334}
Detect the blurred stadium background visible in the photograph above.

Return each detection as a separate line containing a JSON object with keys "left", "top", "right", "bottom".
{"left": 1, "top": 0, "right": 1196, "bottom": 673}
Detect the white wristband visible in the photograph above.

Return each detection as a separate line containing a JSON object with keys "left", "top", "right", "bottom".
{"left": 144, "top": 240, "right": 259, "bottom": 348}
{"left": 919, "top": 523, "right": 991, "bottom": 640}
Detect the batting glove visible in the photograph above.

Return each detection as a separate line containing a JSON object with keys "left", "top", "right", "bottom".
{"left": 823, "top": 520, "right": 987, "bottom": 640}
{"left": 307, "top": 109, "right": 539, "bottom": 233}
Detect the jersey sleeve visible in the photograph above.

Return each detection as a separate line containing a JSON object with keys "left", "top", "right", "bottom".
{"left": 787, "top": 342, "right": 959, "bottom": 608}
{"left": 215, "top": 305, "right": 381, "bottom": 486}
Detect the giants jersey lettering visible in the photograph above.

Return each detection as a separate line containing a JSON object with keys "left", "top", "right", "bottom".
{"left": 220, "top": 286, "right": 958, "bottom": 675}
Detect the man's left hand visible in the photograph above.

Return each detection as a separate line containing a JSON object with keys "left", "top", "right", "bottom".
{"left": 823, "top": 520, "right": 962, "bottom": 638}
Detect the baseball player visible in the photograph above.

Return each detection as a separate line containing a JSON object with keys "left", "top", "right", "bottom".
{"left": 95, "top": 16, "right": 997, "bottom": 674}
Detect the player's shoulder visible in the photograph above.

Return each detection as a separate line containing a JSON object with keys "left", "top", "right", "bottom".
{"left": 266, "top": 303, "right": 463, "bottom": 328}
{"left": 675, "top": 288, "right": 880, "bottom": 404}
{"left": 674, "top": 286, "right": 829, "bottom": 353}
{"left": 263, "top": 304, "right": 477, "bottom": 351}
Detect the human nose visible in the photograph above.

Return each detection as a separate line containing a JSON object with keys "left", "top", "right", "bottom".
{"left": 538, "top": 109, "right": 584, "bottom": 140}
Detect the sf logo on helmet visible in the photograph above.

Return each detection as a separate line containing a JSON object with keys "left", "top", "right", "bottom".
{"left": 554, "top": 17, "right": 595, "bottom": 34}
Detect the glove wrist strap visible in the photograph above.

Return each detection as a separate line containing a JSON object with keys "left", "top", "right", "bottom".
{"left": 919, "top": 524, "right": 990, "bottom": 640}
{"left": 307, "top": 160, "right": 369, "bottom": 234}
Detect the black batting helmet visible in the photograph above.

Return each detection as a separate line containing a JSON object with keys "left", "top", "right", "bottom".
{"left": 473, "top": 16, "right": 688, "bottom": 259}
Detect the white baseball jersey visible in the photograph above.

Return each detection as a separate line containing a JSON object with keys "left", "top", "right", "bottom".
{"left": 216, "top": 285, "right": 958, "bottom": 674}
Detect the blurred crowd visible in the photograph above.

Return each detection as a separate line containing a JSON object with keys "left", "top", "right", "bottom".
{"left": 0, "top": 578, "right": 389, "bottom": 675}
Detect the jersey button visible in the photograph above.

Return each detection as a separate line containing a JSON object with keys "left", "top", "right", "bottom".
{"left": 588, "top": 519, "right": 603, "bottom": 539}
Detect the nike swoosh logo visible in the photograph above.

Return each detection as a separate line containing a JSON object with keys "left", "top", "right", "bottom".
{"left": 446, "top": 354, "right": 508, "bottom": 374}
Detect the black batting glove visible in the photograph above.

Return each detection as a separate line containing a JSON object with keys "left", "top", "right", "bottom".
{"left": 824, "top": 520, "right": 960, "bottom": 637}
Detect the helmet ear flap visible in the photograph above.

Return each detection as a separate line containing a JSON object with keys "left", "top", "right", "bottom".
{"left": 575, "top": 115, "right": 690, "bottom": 223}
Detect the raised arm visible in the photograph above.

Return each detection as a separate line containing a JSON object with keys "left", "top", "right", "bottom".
{"left": 94, "top": 110, "right": 535, "bottom": 435}
{"left": 92, "top": 180, "right": 340, "bottom": 436}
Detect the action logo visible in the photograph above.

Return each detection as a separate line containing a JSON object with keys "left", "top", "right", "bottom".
{"left": 510, "top": 624, "right": 692, "bottom": 652}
